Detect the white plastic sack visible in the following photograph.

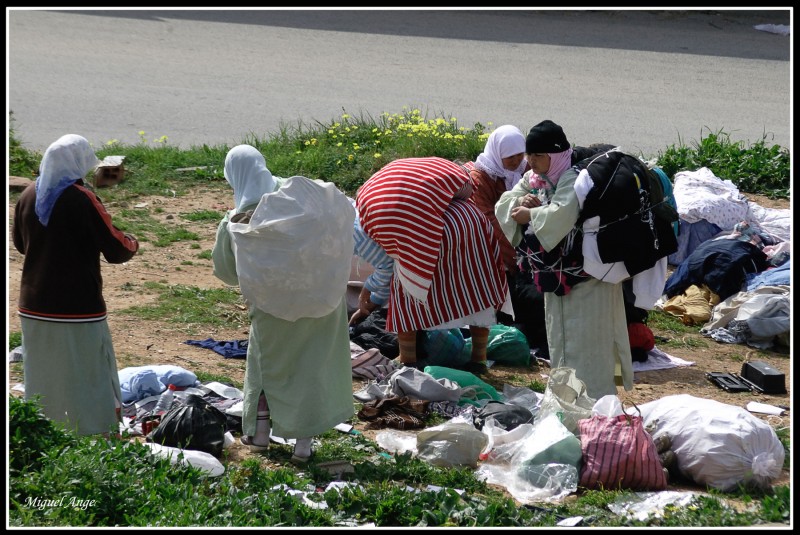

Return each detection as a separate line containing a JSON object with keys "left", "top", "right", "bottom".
{"left": 477, "top": 416, "right": 580, "bottom": 504}
{"left": 476, "top": 462, "right": 578, "bottom": 504}
{"left": 591, "top": 394, "right": 625, "bottom": 417}
{"left": 480, "top": 419, "right": 533, "bottom": 459}
{"left": 537, "top": 367, "right": 595, "bottom": 434}
{"left": 376, "top": 429, "right": 418, "bottom": 455}
{"left": 199, "top": 381, "right": 244, "bottom": 400}
{"left": 143, "top": 443, "right": 225, "bottom": 477}
{"left": 513, "top": 413, "right": 583, "bottom": 470}
{"left": 416, "top": 417, "right": 489, "bottom": 468}
{"left": 513, "top": 463, "right": 579, "bottom": 501}
{"left": 228, "top": 176, "right": 355, "bottom": 321}
{"left": 638, "top": 394, "right": 785, "bottom": 491}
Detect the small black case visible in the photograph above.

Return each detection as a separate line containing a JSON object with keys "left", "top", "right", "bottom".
{"left": 706, "top": 372, "right": 752, "bottom": 393}
{"left": 740, "top": 361, "right": 786, "bottom": 394}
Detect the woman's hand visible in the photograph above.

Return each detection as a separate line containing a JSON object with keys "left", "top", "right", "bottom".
{"left": 511, "top": 205, "right": 532, "bottom": 224}
{"left": 519, "top": 193, "right": 542, "bottom": 209}
{"left": 350, "top": 287, "right": 379, "bottom": 326}
{"left": 349, "top": 308, "right": 370, "bottom": 326}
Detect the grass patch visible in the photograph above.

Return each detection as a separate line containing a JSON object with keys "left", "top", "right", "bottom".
{"left": 647, "top": 310, "right": 693, "bottom": 335}
{"left": 774, "top": 426, "right": 791, "bottom": 470}
{"left": 119, "top": 283, "right": 247, "bottom": 332}
{"left": 9, "top": 111, "right": 41, "bottom": 178}
{"left": 526, "top": 378, "right": 547, "bottom": 393}
{"left": 113, "top": 209, "right": 200, "bottom": 247}
{"left": 115, "top": 352, "right": 140, "bottom": 368}
{"left": 655, "top": 127, "right": 789, "bottom": 198}
{"left": 193, "top": 371, "right": 240, "bottom": 389}
{"left": 9, "top": 395, "right": 788, "bottom": 527}
{"left": 9, "top": 331, "right": 22, "bottom": 350}
{"left": 181, "top": 209, "right": 224, "bottom": 223}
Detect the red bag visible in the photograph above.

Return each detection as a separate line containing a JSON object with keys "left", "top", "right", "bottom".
{"left": 577, "top": 406, "right": 667, "bottom": 491}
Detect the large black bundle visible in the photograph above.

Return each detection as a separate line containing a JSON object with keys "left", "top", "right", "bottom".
{"left": 576, "top": 149, "right": 679, "bottom": 276}
{"left": 148, "top": 394, "right": 227, "bottom": 457}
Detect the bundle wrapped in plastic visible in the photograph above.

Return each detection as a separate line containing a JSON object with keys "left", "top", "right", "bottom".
{"left": 637, "top": 394, "right": 785, "bottom": 491}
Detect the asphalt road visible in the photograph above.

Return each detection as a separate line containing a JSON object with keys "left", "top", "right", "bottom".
{"left": 7, "top": 8, "right": 791, "bottom": 158}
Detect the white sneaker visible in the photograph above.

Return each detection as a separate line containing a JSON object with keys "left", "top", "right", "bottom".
{"left": 240, "top": 435, "right": 268, "bottom": 453}
{"left": 291, "top": 437, "right": 313, "bottom": 463}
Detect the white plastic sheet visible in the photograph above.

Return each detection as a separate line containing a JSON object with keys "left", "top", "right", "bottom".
{"left": 228, "top": 176, "right": 355, "bottom": 321}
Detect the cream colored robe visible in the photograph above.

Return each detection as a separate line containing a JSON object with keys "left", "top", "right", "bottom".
{"left": 212, "top": 188, "right": 354, "bottom": 439}
{"left": 496, "top": 168, "right": 633, "bottom": 399}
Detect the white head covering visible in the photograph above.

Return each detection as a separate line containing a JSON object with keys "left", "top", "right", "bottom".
{"left": 474, "top": 124, "right": 527, "bottom": 190}
{"left": 223, "top": 144, "right": 276, "bottom": 212}
{"left": 34, "top": 134, "right": 99, "bottom": 226}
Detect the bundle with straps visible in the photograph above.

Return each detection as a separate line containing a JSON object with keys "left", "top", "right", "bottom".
{"left": 516, "top": 148, "right": 678, "bottom": 296}
{"left": 575, "top": 148, "right": 679, "bottom": 277}
{"left": 517, "top": 225, "right": 589, "bottom": 296}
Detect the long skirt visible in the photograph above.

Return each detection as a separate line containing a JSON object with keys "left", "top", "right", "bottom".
{"left": 242, "top": 298, "right": 355, "bottom": 439}
{"left": 22, "top": 317, "right": 121, "bottom": 436}
{"left": 387, "top": 199, "right": 508, "bottom": 332}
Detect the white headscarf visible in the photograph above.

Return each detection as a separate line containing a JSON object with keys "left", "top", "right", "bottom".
{"left": 223, "top": 144, "right": 276, "bottom": 213}
{"left": 474, "top": 124, "right": 527, "bottom": 190}
{"left": 34, "top": 134, "right": 99, "bottom": 226}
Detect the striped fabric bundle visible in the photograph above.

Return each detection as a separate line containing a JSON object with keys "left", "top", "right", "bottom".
{"left": 356, "top": 157, "right": 471, "bottom": 302}
{"left": 351, "top": 348, "right": 399, "bottom": 381}
{"left": 578, "top": 411, "right": 668, "bottom": 491}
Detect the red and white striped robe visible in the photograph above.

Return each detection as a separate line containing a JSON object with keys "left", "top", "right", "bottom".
{"left": 356, "top": 157, "right": 507, "bottom": 332}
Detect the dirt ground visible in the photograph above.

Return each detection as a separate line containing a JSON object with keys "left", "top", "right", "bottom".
{"left": 7, "top": 183, "right": 792, "bottom": 494}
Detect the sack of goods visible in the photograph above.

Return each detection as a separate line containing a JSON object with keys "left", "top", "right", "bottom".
{"left": 147, "top": 394, "right": 228, "bottom": 458}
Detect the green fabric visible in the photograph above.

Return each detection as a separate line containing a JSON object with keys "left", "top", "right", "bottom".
{"left": 528, "top": 168, "right": 581, "bottom": 252}
{"left": 512, "top": 166, "right": 632, "bottom": 399}
{"left": 495, "top": 177, "right": 530, "bottom": 247}
{"left": 423, "top": 365, "right": 502, "bottom": 406}
{"left": 545, "top": 277, "right": 633, "bottom": 399}
{"left": 211, "top": 176, "right": 355, "bottom": 440}
{"left": 22, "top": 318, "right": 122, "bottom": 436}
{"left": 242, "top": 300, "right": 355, "bottom": 439}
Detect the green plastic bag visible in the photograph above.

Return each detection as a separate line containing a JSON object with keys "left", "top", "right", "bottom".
{"left": 462, "top": 325, "right": 530, "bottom": 366}
{"left": 422, "top": 328, "right": 469, "bottom": 367}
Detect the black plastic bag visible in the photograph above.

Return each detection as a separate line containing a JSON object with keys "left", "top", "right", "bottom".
{"left": 350, "top": 308, "right": 399, "bottom": 358}
{"left": 473, "top": 401, "right": 534, "bottom": 431}
{"left": 147, "top": 394, "right": 227, "bottom": 457}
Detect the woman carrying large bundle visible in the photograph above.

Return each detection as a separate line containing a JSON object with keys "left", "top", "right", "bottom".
{"left": 212, "top": 144, "right": 354, "bottom": 462}
{"left": 354, "top": 156, "right": 508, "bottom": 375}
